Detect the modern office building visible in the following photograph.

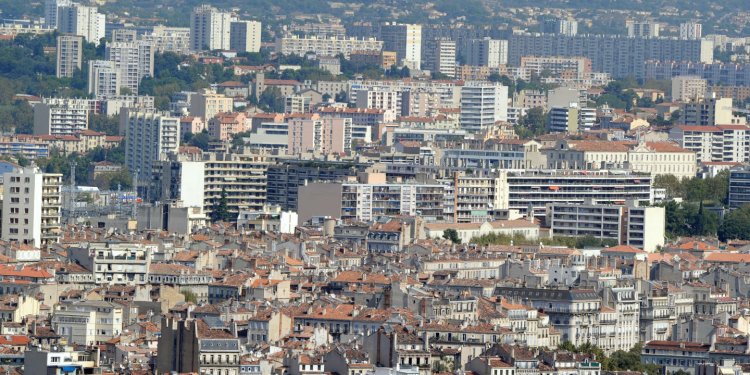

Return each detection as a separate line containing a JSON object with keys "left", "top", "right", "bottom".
{"left": 55, "top": 35, "right": 83, "bottom": 78}
{"left": 121, "top": 109, "right": 180, "bottom": 183}
{"left": 229, "top": 20, "right": 262, "bottom": 53}
{"left": 1, "top": 167, "right": 62, "bottom": 249}
{"left": 379, "top": 23, "right": 422, "bottom": 70}
{"left": 276, "top": 36, "right": 383, "bottom": 59}
{"left": 459, "top": 82, "right": 508, "bottom": 132}
{"left": 671, "top": 76, "right": 707, "bottom": 101}
{"left": 33, "top": 98, "right": 91, "bottom": 136}
{"left": 190, "top": 5, "right": 232, "bottom": 51}
{"left": 547, "top": 201, "right": 665, "bottom": 252}
{"left": 105, "top": 40, "right": 155, "bottom": 95}
{"left": 462, "top": 38, "right": 508, "bottom": 67}
{"left": 88, "top": 60, "right": 121, "bottom": 99}
{"left": 729, "top": 166, "right": 750, "bottom": 210}
{"left": 287, "top": 117, "right": 353, "bottom": 156}
{"left": 508, "top": 34, "right": 712, "bottom": 79}
{"left": 56, "top": 3, "right": 105, "bottom": 45}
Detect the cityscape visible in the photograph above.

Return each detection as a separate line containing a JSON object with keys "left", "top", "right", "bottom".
{"left": 0, "top": 0, "right": 750, "bottom": 374}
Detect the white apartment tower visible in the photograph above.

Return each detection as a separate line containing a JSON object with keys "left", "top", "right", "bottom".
{"left": 33, "top": 98, "right": 91, "bottom": 135}
{"left": 88, "top": 60, "right": 121, "bottom": 99}
{"left": 460, "top": 82, "right": 509, "bottom": 132}
{"left": 121, "top": 109, "right": 180, "bottom": 183}
{"left": 680, "top": 22, "right": 703, "bottom": 40}
{"left": 1, "top": 166, "right": 62, "bottom": 248}
{"left": 433, "top": 39, "right": 456, "bottom": 78}
{"left": 105, "top": 41, "right": 155, "bottom": 95}
{"left": 56, "top": 35, "right": 83, "bottom": 78}
{"left": 230, "top": 20, "right": 262, "bottom": 53}
{"left": 671, "top": 75, "right": 707, "bottom": 101}
{"left": 56, "top": 4, "right": 105, "bottom": 45}
{"left": 45, "top": 0, "right": 71, "bottom": 29}
{"left": 190, "top": 5, "right": 232, "bottom": 51}
{"left": 626, "top": 20, "right": 660, "bottom": 38}
{"left": 463, "top": 38, "right": 508, "bottom": 67}
{"left": 379, "top": 23, "right": 422, "bottom": 70}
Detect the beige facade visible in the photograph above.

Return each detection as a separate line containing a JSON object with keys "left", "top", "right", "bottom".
{"left": 191, "top": 89, "right": 234, "bottom": 121}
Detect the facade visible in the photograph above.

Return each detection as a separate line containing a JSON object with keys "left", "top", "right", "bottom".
{"left": 277, "top": 36, "right": 383, "bottom": 59}
{"left": 452, "top": 174, "right": 509, "bottom": 223}
{"left": 672, "top": 76, "right": 707, "bottom": 101}
{"left": 460, "top": 82, "right": 509, "bottom": 132}
{"left": 547, "top": 104, "right": 595, "bottom": 133}
{"left": 158, "top": 318, "right": 241, "bottom": 375}
{"left": 463, "top": 38, "right": 508, "bottom": 67}
{"left": 355, "top": 88, "right": 401, "bottom": 114}
{"left": 56, "top": 34, "right": 83, "bottom": 78}
{"left": 230, "top": 20, "right": 262, "bottom": 53}
{"left": 45, "top": 0, "right": 71, "bottom": 29}
{"left": 645, "top": 61, "right": 750, "bottom": 86}
{"left": 208, "top": 112, "right": 248, "bottom": 141}
{"left": 143, "top": 26, "right": 191, "bottom": 55}
{"left": 88, "top": 59, "right": 121, "bottom": 99}
{"left": 1, "top": 167, "right": 62, "bottom": 248}
{"left": 680, "top": 22, "right": 703, "bottom": 40}
{"left": 68, "top": 241, "right": 153, "bottom": 285}
{"left": 105, "top": 40, "right": 155, "bottom": 95}
{"left": 266, "top": 160, "right": 367, "bottom": 211}
{"left": 542, "top": 18, "right": 579, "bottom": 36}
{"left": 729, "top": 166, "right": 750, "bottom": 210}
{"left": 33, "top": 98, "right": 91, "bottom": 136}
{"left": 191, "top": 90, "right": 234, "bottom": 121}
{"left": 287, "top": 117, "right": 353, "bottom": 156}
{"left": 508, "top": 34, "right": 712, "bottom": 79}
{"left": 379, "top": 23, "right": 422, "bottom": 70}
{"left": 203, "top": 150, "right": 271, "bottom": 214}
{"left": 547, "top": 202, "right": 665, "bottom": 252}
{"left": 52, "top": 300, "right": 123, "bottom": 345}
{"left": 520, "top": 56, "right": 591, "bottom": 79}
{"left": 190, "top": 5, "right": 232, "bottom": 51}
{"left": 669, "top": 125, "right": 750, "bottom": 163}
{"left": 56, "top": 3, "right": 105, "bottom": 44}
{"left": 424, "top": 38, "right": 456, "bottom": 77}
{"left": 121, "top": 109, "right": 180, "bottom": 182}
{"left": 679, "top": 97, "right": 738, "bottom": 126}
{"left": 626, "top": 20, "right": 661, "bottom": 37}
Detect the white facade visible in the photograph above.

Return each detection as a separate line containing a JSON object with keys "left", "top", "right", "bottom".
{"left": 143, "top": 26, "right": 191, "bottom": 55}
{"left": 672, "top": 76, "right": 707, "bottom": 101}
{"left": 548, "top": 104, "right": 595, "bottom": 133}
{"left": 33, "top": 98, "right": 91, "bottom": 136}
{"left": 463, "top": 38, "right": 508, "bottom": 67}
{"left": 433, "top": 39, "right": 456, "bottom": 77}
{"left": 460, "top": 82, "right": 508, "bottom": 132}
{"left": 680, "top": 22, "right": 702, "bottom": 40}
{"left": 56, "top": 35, "right": 82, "bottom": 78}
{"left": 105, "top": 41, "right": 155, "bottom": 95}
{"left": 52, "top": 301, "right": 123, "bottom": 345}
{"left": 88, "top": 60, "right": 121, "bottom": 99}
{"left": 1, "top": 167, "right": 61, "bottom": 248}
{"left": 277, "top": 36, "right": 382, "bottom": 59}
{"left": 355, "top": 88, "right": 401, "bottom": 114}
{"left": 379, "top": 23, "right": 421, "bottom": 70}
{"left": 121, "top": 109, "right": 180, "bottom": 182}
{"left": 230, "top": 21, "right": 262, "bottom": 53}
{"left": 669, "top": 124, "right": 750, "bottom": 163}
{"left": 190, "top": 5, "right": 232, "bottom": 51}
{"left": 626, "top": 206, "right": 665, "bottom": 252}
{"left": 57, "top": 4, "right": 105, "bottom": 45}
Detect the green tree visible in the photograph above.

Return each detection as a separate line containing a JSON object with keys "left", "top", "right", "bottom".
{"left": 209, "top": 187, "right": 233, "bottom": 222}
{"left": 187, "top": 130, "right": 211, "bottom": 151}
{"left": 515, "top": 107, "right": 547, "bottom": 138}
{"left": 719, "top": 205, "right": 750, "bottom": 241}
{"left": 442, "top": 229, "right": 461, "bottom": 244}
{"left": 181, "top": 289, "right": 198, "bottom": 303}
{"left": 89, "top": 113, "right": 120, "bottom": 136}
{"left": 258, "top": 86, "right": 285, "bottom": 112}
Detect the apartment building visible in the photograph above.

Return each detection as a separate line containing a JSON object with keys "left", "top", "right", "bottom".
{"left": 25, "top": 346, "right": 100, "bottom": 375}
{"left": 203, "top": 150, "right": 271, "bottom": 214}
{"left": 547, "top": 201, "right": 665, "bottom": 252}
{"left": 229, "top": 20, "right": 262, "bottom": 53}
{"left": 379, "top": 23, "right": 422, "bottom": 70}
{"left": 520, "top": 56, "right": 591, "bottom": 79}
{"left": 52, "top": 300, "right": 123, "bottom": 345}
{"left": 33, "top": 98, "right": 91, "bottom": 136}
{"left": 679, "top": 96, "right": 738, "bottom": 126}
{"left": 452, "top": 173, "right": 509, "bottom": 223}
{"left": 190, "top": 89, "right": 234, "bottom": 121}
{"left": 151, "top": 152, "right": 206, "bottom": 209}
{"left": 56, "top": 3, "right": 105, "bottom": 44}
{"left": 508, "top": 34, "right": 712, "bottom": 79}
{"left": 672, "top": 76, "right": 707, "bottom": 101}
{"left": 105, "top": 40, "right": 155, "bottom": 95}
{"left": 208, "top": 112, "right": 249, "bottom": 141}
{"left": 287, "top": 117, "right": 353, "bottom": 156}
{"left": 626, "top": 20, "right": 660, "bottom": 37}
{"left": 547, "top": 104, "right": 595, "bottom": 133}
{"left": 158, "top": 318, "right": 242, "bottom": 375}
{"left": 728, "top": 166, "right": 750, "bottom": 210}
{"left": 190, "top": 5, "right": 232, "bottom": 51}
{"left": 45, "top": 0, "right": 71, "bottom": 29}
{"left": 121, "top": 109, "right": 180, "bottom": 182}
{"left": 680, "top": 22, "right": 702, "bottom": 40}
{"left": 669, "top": 124, "right": 750, "bottom": 163}
{"left": 317, "top": 107, "right": 397, "bottom": 127}
{"left": 462, "top": 38, "right": 508, "bottom": 67}
{"left": 88, "top": 59, "right": 120, "bottom": 99}
{"left": 246, "top": 122, "right": 290, "bottom": 152}
{"left": 423, "top": 38, "right": 456, "bottom": 77}
{"left": 1, "top": 167, "right": 62, "bottom": 248}
{"left": 143, "top": 25, "right": 191, "bottom": 54}
{"left": 542, "top": 17, "right": 578, "bottom": 36}
{"left": 460, "top": 82, "right": 509, "bottom": 132}
{"left": 543, "top": 139, "right": 697, "bottom": 179}
{"left": 645, "top": 61, "right": 750, "bottom": 86}
{"left": 56, "top": 34, "right": 83, "bottom": 78}
{"left": 298, "top": 180, "right": 448, "bottom": 223}
{"left": 68, "top": 241, "right": 153, "bottom": 285}
{"left": 276, "top": 36, "right": 383, "bottom": 59}
{"left": 355, "top": 87, "right": 401, "bottom": 114}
